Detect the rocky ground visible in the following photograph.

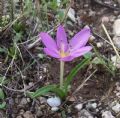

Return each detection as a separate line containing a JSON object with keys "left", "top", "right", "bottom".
{"left": 1, "top": 0, "right": 120, "bottom": 118}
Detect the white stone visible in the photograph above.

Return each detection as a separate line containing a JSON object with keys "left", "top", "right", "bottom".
{"left": 89, "top": 35, "right": 95, "bottom": 41}
{"left": 111, "top": 55, "right": 120, "bottom": 68}
{"left": 47, "top": 96, "right": 61, "bottom": 107}
{"left": 113, "top": 18, "right": 120, "bottom": 48}
{"left": 20, "top": 98, "right": 28, "bottom": 105}
{"left": 112, "top": 103, "right": 120, "bottom": 113}
{"left": 75, "top": 103, "right": 83, "bottom": 111}
{"left": 86, "top": 102, "right": 97, "bottom": 109}
{"left": 91, "top": 103, "right": 97, "bottom": 109}
{"left": 67, "top": 8, "right": 76, "bottom": 22}
{"left": 79, "top": 109, "right": 93, "bottom": 118}
{"left": 51, "top": 107, "right": 59, "bottom": 111}
{"left": 109, "top": 15, "right": 116, "bottom": 22}
{"left": 111, "top": 55, "right": 117, "bottom": 63}
{"left": 116, "top": 92, "right": 120, "bottom": 96}
{"left": 116, "top": 86, "right": 120, "bottom": 91}
{"left": 89, "top": 10, "right": 96, "bottom": 17}
{"left": 97, "top": 42, "right": 103, "bottom": 48}
{"left": 113, "top": 19, "right": 120, "bottom": 36}
{"left": 28, "top": 82, "right": 34, "bottom": 87}
{"left": 102, "top": 16, "right": 109, "bottom": 23}
{"left": 102, "top": 111, "right": 115, "bottom": 118}
{"left": 113, "top": 36, "right": 120, "bottom": 48}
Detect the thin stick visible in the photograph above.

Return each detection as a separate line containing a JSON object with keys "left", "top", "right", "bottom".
{"left": 93, "top": 31, "right": 113, "bottom": 46}
{"left": 27, "top": 24, "right": 59, "bottom": 49}
{"left": 73, "top": 69, "right": 97, "bottom": 95}
{"left": 60, "top": 69, "right": 97, "bottom": 107}
{"left": 3, "top": 85, "right": 24, "bottom": 93}
{"left": 101, "top": 23, "right": 120, "bottom": 59}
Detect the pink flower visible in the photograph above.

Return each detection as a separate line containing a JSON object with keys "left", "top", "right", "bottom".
{"left": 39, "top": 25, "right": 92, "bottom": 61}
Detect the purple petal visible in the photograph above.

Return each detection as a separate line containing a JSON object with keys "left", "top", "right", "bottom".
{"left": 69, "top": 28, "right": 91, "bottom": 51}
{"left": 40, "top": 32, "right": 58, "bottom": 51}
{"left": 60, "top": 56, "right": 74, "bottom": 62}
{"left": 57, "top": 25, "right": 68, "bottom": 51}
{"left": 71, "top": 46, "right": 92, "bottom": 57}
{"left": 44, "top": 48, "right": 60, "bottom": 58}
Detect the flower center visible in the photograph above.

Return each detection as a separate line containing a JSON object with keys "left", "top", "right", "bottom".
{"left": 59, "top": 43, "right": 69, "bottom": 58}
{"left": 60, "top": 50, "right": 69, "bottom": 58}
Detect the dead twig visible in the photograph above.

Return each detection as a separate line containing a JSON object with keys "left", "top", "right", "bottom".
{"left": 73, "top": 69, "right": 97, "bottom": 95}
{"left": 101, "top": 23, "right": 120, "bottom": 59}
{"left": 91, "top": 0, "right": 120, "bottom": 11}
{"left": 60, "top": 69, "right": 97, "bottom": 107}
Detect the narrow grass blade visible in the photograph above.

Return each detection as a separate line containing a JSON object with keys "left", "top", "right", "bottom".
{"left": 64, "top": 58, "right": 91, "bottom": 91}
{"left": 27, "top": 85, "right": 66, "bottom": 99}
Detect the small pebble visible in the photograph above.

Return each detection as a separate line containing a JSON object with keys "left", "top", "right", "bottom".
{"left": 89, "top": 10, "right": 96, "bottom": 17}
{"left": 69, "top": 96, "right": 76, "bottom": 102}
{"left": 78, "top": 109, "right": 93, "bottom": 118}
{"left": 51, "top": 107, "right": 59, "bottom": 111}
{"left": 20, "top": 98, "right": 28, "bottom": 105}
{"left": 39, "top": 76, "right": 43, "bottom": 79}
{"left": 102, "top": 111, "right": 115, "bottom": 118}
{"left": 116, "top": 92, "right": 120, "bottom": 96}
{"left": 67, "top": 8, "right": 76, "bottom": 22}
{"left": 23, "top": 111, "right": 34, "bottom": 118}
{"left": 116, "top": 84, "right": 120, "bottom": 91}
{"left": 36, "top": 110, "right": 43, "bottom": 117}
{"left": 111, "top": 55, "right": 120, "bottom": 68}
{"left": 113, "top": 19, "right": 120, "bottom": 36}
{"left": 84, "top": 4, "right": 89, "bottom": 8}
{"left": 28, "top": 82, "right": 34, "bottom": 87}
{"left": 113, "top": 36, "right": 120, "bottom": 48}
{"left": 112, "top": 103, "right": 120, "bottom": 113}
{"left": 19, "top": 109, "right": 25, "bottom": 115}
{"left": 47, "top": 96, "right": 61, "bottom": 107}
{"left": 86, "top": 102, "right": 97, "bottom": 109}
{"left": 43, "top": 67, "right": 47, "bottom": 73}
{"left": 75, "top": 103, "right": 83, "bottom": 111}
{"left": 91, "top": 103, "right": 97, "bottom": 109}
{"left": 109, "top": 15, "right": 116, "bottom": 22}
{"left": 102, "top": 16, "right": 109, "bottom": 23}
{"left": 97, "top": 42, "right": 103, "bottom": 48}
{"left": 89, "top": 35, "right": 95, "bottom": 42}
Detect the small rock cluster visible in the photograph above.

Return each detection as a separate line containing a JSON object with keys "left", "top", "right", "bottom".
{"left": 75, "top": 99, "right": 115, "bottom": 118}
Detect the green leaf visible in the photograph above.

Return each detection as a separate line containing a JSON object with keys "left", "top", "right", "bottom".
{"left": 92, "top": 45, "right": 115, "bottom": 75}
{"left": 27, "top": 85, "right": 66, "bottom": 99}
{"left": 57, "top": 10, "right": 64, "bottom": 22}
{"left": 84, "top": 52, "right": 92, "bottom": 59}
{"left": 0, "top": 102, "right": 6, "bottom": 109}
{"left": 48, "top": 0, "right": 58, "bottom": 10}
{"left": 64, "top": 58, "right": 91, "bottom": 91}
{"left": 0, "top": 77, "right": 9, "bottom": 85}
{"left": 61, "top": 110, "right": 67, "bottom": 118}
{"left": 0, "top": 47, "right": 7, "bottom": 53}
{"left": 0, "top": 88, "right": 5, "bottom": 99}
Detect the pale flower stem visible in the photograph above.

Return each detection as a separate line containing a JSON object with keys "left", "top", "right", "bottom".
{"left": 60, "top": 60, "right": 64, "bottom": 89}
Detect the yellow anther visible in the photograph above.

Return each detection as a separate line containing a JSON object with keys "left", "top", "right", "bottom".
{"left": 60, "top": 50, "right": 69, "bottom": 58}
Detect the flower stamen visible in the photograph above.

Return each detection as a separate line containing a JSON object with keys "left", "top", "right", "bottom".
{"left": 59, "top": 43, "right": 69, "bottom": 58}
